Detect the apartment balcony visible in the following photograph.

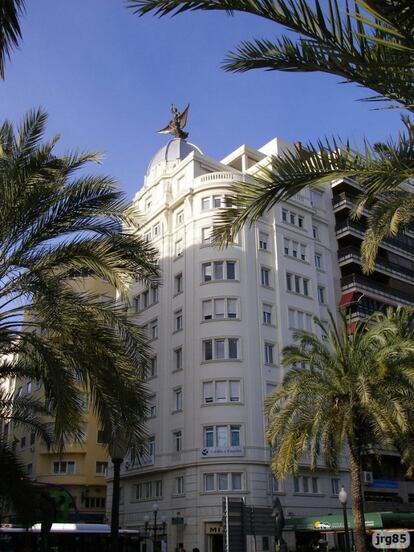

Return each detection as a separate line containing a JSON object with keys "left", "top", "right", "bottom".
{"left": 338, "top": 245, "right": 414, "bottom": 283}
{"left": 341, "top": 273, "right": 414, "bottom": 306}
{"left": 332, "top": 192, "right": 359, "bottom": 213}
{"left": 335, "top": 220, "right": 414, "bottom": 258}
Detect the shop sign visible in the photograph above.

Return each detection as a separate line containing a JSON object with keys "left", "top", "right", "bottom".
{"left": 205, "top": 523, "right": 223, "bottom": 535}
{"left": 200, "top": 446, "right": 244, "bottom": 458}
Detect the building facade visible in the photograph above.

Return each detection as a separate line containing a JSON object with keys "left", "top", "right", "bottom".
{"left": 111, "top": 137, "right": 351, "bottom": 552}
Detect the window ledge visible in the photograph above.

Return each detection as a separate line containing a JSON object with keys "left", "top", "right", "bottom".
{"left": 171, "top": 368, "right": 183, "bottom": 374}
{"left": 202, "top": 401, "right": 243, "bottom": 407}
{"left": 173, "top": 291, "right": 183, "bottom": 298}
{"left": 293, "top": 492, "right": 324, "bottom": 497}
{"left": 173, "top": 328, "right": 183, "bottom": 334}
{"left": 201, "top": 280, "right": 240, "bottom": 286}
{"left": 201, "top": 359, "right": 242, "bottom": 365}
{"left": 263, "top": 323, "right": 276, "bottom": 328}
{"left": 286, "top": 290, "right": 313, "bottom": 300}
{"left": 172, "top": 409, "right": 183, "bottom": 414}
{"left": 284, "top": 254, "right": 309, "bottom": 265}
{"left": 201, "top": 318, "right": 241, "bottom": 324}
{"left": 264, "top": 363, "right": 278, "bottom": 368}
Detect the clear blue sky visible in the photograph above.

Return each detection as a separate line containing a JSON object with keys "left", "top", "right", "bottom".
{"left": 0, "top": 0, "right": 403, "bottom": 199}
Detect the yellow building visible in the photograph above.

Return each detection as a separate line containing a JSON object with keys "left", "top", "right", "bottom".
{"left": 5, "top": 276, "right": 115, "bottom": 523}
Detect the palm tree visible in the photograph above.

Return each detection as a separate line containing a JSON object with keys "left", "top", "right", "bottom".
{"left": 0, "top": 0, "right": 25, "bottom": 79}
{"left": 265, "top": 311, "right": 414, "bottom": 552}
{"left": 0, "top": 108, "right": 160, "bottom": 518}
{"left": 131, "top": 0, "right": 414, "bottom": 273}
{"left": 0, "top": 382, "right": 54, "bottom": 525}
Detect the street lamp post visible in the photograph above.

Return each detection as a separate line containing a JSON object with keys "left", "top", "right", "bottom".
{"left": 108, "top": 438, "right": 128, "bottom": 552}
{"left": 144, "top": 505, "right": 167, "bottom": 552}
{"left": 339, "top": 486, "right": 351, "bottom": 552}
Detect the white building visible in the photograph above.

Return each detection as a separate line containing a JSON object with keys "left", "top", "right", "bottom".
{"left": 112, "top": 136, "right": 350, "bottom": 552}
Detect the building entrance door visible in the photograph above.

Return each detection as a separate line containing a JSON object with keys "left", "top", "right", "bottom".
{"left": 209, "top": 534, "right": 223, "bottom": 552}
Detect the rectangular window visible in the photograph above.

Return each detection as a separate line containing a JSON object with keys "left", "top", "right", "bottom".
{"left": 149, "top": 399, "right": 156, "bottom": 418}
{"left": 26, "top": 381, "right": 32, "bottom": 394}
{"left": 177, "top": 210, "right": 184, "bottom": 225}
{"left": 259, "top": 232, "right": 269, "bottom": 250}
{"left": 226, "top": 261, "right": 236, "bottom": 280}
{"left": 261, "top": 267, "right": 270, "bottom": 287}
{"left": 300, "top": 244, "right": 307, "bottom": 261}
{"left": 214, "top": 261, "right": 224, "bottom": 280}
{"left": 292, "top": 241, "right": 298, "bottom": 258}
{"left": 298, "top": 216, "right": 304, "bottom": 228}
{"left": 312, "top": 477, "right": 319, "bottom": 494}
{"left": 312, "top": 225, "right": 319, "bottom": 240}
{"left": 202, "top": 263, "right": 212, "bottom": 282}
{"left": 153, "top": 223, "right": 160, "bottom": 237}
{"left": 204, "top": 473, "right": 215, "bottom": 491}
{"left": 150, "top": 320, "right": 158, "bottom": 340}
{"left": 175, "top": 239, "right": 183, "bottom": 257}
{"left": 176, "top": 476, "right": 184, "bottom": 495}
{"left": 30, "top": 432, "right": 35, "bottom": 446}
{"left": 173, "top": 430, "right": 182, "bottom": 452}
{"left": 302, "top": 476, "right": 309, "bottom": 493}
{"left": 264, "top": 343, "right": 274, "bottom": 365}
{"left": 218, "top": 473, "right": 228, "bottom": 491}
{"left": 16, "top": 386, "right": 22, "bottom": 398}
{"left": 174, "top": 273, "right": 183, "bottom": 294}
{"left": 227, "top": 298, "right": 237, "bottom": 319}
{"left": 214, "top": 298, "right": 225, "bottom": 319}
{"left": 315, "top": 253, "right": 322, "bottom": 269}
{"left": 263, "top": 304, "right": 272, "bottom": 325}
{"left": 202, "top": 300, "right": 212, "bottom": 320}
{"left": 21, "top": 436, "right": 26, "bottom": 449}
{"left": 228, "top": 338, "right": 238, "bottom": 359}
{"left": 215, "top": 381, "right": 227, "bottom": 402}
{"left": 229, "top": 380, "right": 241, "bottom": 402}
{"left": 303, "top": 278, "right": 309, "bottom": 297}
{"left": 148, "top": 437, "right": 155, "bottom": 460}
{"left": 203, "top": 380, "right": 240, "bottom": 404}
{"left": 286, "top": 272, "right": 292, "bottom": 291}
{"left": 174, "top": 389, "right": 183, "bottom": 412}
{"left": 288, "top": 308, "right": 295, "bottom": 328}
{"left": 96, "top": 461, "right": 108, "bottom": 475}
{"left": 53, "top": 461, "right": 75, "bottom": 474}
{"left": 203, "top": 382, "right": 214, "bottom": 403}
{"left": 230, "top": 425, "right": 240, "bottom": 446}
{"left": 284, "top": 238, "right": 290, "bottom": 255}
{"left": 311, "top": 190, "right": 323, "bottom": 208}
{"left": 213, "top": 195, "right": 222, "bottom": 208}
{"left": 203, "top": 338, "right": 239, "bottom": 361}
{"left": 293, "top": 477, "right": 300, "bottom": 493}
{"left": 295, "top": 275, "right": 301, "bottom": 293}
{"left": 202, "top": 197, "right": 211, "bottom": 210}
{"left": 202, "top": 227, "right": 211, "bottom": 244}
{"left": 282, "top": 209, "right": 288, "bottom": 222}
{"left": 174, "top": 347, "right": 183, "bottom": 371}
{"left": 331, "top": 478, "right": 340, "bottom": 495}
{"left": 317, "top": 286, "right": 326, "bottom": 304}
{"left": 174, "top": 309, "right": 183, "bottom": 331}
{"left": 204, "top": 427, "right": 214, "bottom": 448}
{"left": 149, "top": 356, "right": 157, "bottom": 378}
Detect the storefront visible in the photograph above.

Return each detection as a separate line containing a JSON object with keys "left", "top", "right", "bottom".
{"left": 205, "top": 522, "right": 224, "bottom": 552}
{"left": 285, "top": 512, "right": 414, "bottom": 551}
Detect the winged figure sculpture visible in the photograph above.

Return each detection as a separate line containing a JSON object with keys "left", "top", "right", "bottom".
{"left": 158, "top": 104, "right": 190, "bottom": 139}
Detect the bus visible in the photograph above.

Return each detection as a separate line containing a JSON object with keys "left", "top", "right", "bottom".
{"left": 0, "top": 523, "right": 142, "bottom": 551}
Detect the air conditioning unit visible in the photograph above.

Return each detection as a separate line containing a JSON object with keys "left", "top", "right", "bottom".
{"left": 363, "top": 471, "right": 373, "bottom": 484}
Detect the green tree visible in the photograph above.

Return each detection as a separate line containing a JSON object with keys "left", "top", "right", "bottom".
{"left": 265, "top": 311, "right": 414, "bottom": 552}
{"left": 0, "top": 109, "right": 159, "bottom": 519}
{"left": 0, "top": 0, "right": 25, "bottom": 79}
{"left": 131, "top": 0, "right": 414, "bottom": 273}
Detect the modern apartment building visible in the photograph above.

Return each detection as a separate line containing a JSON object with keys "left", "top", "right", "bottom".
{"left": 332, "top": 178, "right": 414, "bottom": 512}
{"left": 110, "top": 136, "right": 352, "bottom": 552}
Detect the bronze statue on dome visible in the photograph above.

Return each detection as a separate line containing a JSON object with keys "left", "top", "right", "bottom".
{"left": 158, "top": 104, "right": 190, "bottom": 139}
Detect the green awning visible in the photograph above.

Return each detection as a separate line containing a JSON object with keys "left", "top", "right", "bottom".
{"left": 285, "top": 512, "right": 384, "bottom": 532}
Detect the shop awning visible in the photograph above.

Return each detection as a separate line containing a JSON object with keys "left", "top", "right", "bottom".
{"left": 339, "top": 291, "right": 355, "bottom": 307}
{"left": 285, "top": 512, "right": 384, "bottom": 532}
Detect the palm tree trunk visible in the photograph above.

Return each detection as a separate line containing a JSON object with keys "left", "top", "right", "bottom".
{"left": 348, "top": 440, "right": 366, "bottom": 552}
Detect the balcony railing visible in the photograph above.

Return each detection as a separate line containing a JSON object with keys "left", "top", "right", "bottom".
{"left": 335, "top": 220, "right": 414, "bottom": 252}
{"left": 338, "top": 245, "right": 414, "bottom": 281}
{"left": 341, "top": 273, "right": 414, "bottom": 305}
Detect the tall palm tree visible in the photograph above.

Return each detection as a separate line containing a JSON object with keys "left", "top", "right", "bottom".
{"left": 265, "top": 311, "right": 414, "bottom": 552}
{"left": 0, "top": 0, "right": 25, "bottom": 79}
{"left": 0, "top": 109, "right": 160, "bottom": 518}
{"left": 131, "top": 0, "right": 414, "bottom": 273}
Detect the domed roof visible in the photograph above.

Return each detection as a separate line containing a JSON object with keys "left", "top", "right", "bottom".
{"left": 146, "top": 138, "right": 202, "bottom": 175}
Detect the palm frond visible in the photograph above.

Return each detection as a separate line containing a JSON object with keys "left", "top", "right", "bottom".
{"left": 0, "top": 0, "right": 25, "bottom": 79}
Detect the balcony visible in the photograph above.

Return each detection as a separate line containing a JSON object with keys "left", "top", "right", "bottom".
{"left": 332, "top": 192, "right": 359, "bottom": 212}
{"left": 335, "top": 220, "right": 414, "bottom": 256}
{"left": 341, "top": 273, "right": 414, "bottom": 306}
{"left": 196, "top": 172, "right": 239, "bottom": 185}
{"left": 338, "top": 245, "right": 414, "bottom": 283}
